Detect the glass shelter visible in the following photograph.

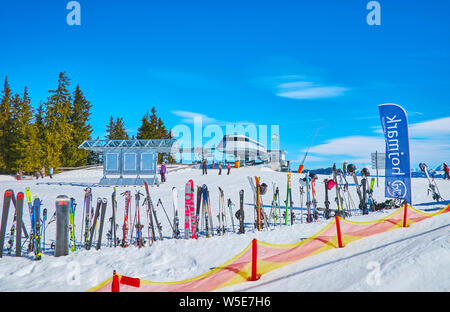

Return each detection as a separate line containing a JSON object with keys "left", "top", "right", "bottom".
{"left": 78, "top": 139, "right": 177, "bottom": 186}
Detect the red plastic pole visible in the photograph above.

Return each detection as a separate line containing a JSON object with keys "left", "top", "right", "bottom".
{"left": 403, "top": 201, "right": 408, "bottom": 227}
{"left": 248, "top": 239, "right": 260, "bottom": 281}
{"left": 111, "top": 270, "right": 120, "bottom": 292}
{"left": 335, "top": 216, "right": 343, "bottom": 248}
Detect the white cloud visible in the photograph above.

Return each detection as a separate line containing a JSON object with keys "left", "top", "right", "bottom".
{"left": 172, "top": 110, "right": 217, "bottom": 124}
{"left": 276, "top": 80, "right": 348, "bottom": 100}
{"left": 374, "top": 116, "right": 450, "bottom": 136}
{"left": 171, "top": 110, "right": 254, "bottom": 126}
{"left": 306, "top": 136, "right": 385, "bottom": 158}
{"left": 409, "top": 117, "right": 450, "bottom": 138}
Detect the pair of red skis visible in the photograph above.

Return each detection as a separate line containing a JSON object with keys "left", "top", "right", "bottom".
{"left": 183, "top": 179, "right": 196, "bottom": 239}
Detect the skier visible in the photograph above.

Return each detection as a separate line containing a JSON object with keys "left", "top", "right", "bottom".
{"left": 218, "top": 162, "right": 222, "bottom": 175}
{"left": 160, "top": 162, "right": 167, "bottom": 183}
{"left": 444, "top": 163, "right": 450, "bottom": 180}
{"left": 202, "top": 159, "right": 208, "bottom": 175}
{"left": 40, "top": 166, "right": 45, "bottom": 179}
{"left": 343, "top": 162, "right": 347, "bottom": 177}
{"left": 227, "top": 163, "right": 231, "bottom": 175}
{"left": 49, "top": 167, "right": 54, "bottom": 179}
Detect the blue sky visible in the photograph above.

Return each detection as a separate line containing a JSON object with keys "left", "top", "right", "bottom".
{"left": 1, "top": 0, "right": 449, "bottom": 169}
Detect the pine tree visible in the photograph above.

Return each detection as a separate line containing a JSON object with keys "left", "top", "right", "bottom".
{"left": 65, "top": 84, "right": 93, "bottom": 167}
{"left": 34, "top": 101, "right": 46, "bottom": 168}
{"left": 106, "top": 116, "right": 129, "bottom": 140}
{"left": 0, "top": 77, "right": 13, "bottom": 173}
{"left": 10, "top": 87, "right": 41, "bottom": 174}
{"left": 136, "top": 109, "right": 155, "bottom": 139}
{"left": 137, "top": 107, "right": 175, "bottom": 163}
{"left": 43, "top": 72, "right": 73, "bottom": 171}
{"left": 35, "top": 101, "right": 45, "bottom": 142}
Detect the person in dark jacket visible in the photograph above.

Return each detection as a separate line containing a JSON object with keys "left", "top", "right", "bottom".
{"left": 202, "top": 159, "right": 208, "bottom": 175}
{"left": 160, "top": 162, "right": 167, "bottom": 182}
{"left": 444, "top": 163, "right": 450, "bottom": 180}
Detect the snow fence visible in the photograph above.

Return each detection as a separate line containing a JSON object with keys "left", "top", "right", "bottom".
{"left": 88, "top": 203, "right": 450, "bottom": 292}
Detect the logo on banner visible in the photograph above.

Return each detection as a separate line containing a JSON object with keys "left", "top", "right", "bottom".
{"left": 387, "top": 180, "right": 408, "bottom": 198}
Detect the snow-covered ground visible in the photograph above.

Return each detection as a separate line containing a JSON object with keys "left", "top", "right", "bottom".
{"left": 0, "top": 165, "right": 449, "bottom": 292}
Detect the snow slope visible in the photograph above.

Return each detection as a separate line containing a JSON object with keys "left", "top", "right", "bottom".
{"left": 0, "top": 166, "right": 449, "bottom": 292}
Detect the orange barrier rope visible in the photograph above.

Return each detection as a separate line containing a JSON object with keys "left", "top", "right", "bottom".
{"left": 87, "top": 203, "right": 450, "bottom": 292}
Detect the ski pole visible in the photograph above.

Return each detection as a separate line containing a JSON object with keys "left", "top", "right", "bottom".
{"left": 157, "top": 199, "right": 174, "bottom": 233}
{"left": 298, "top": 124, "right": 328, "bottom": 173}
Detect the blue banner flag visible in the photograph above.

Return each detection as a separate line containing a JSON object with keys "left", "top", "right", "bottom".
{"left": 378, "top": 103, "right": 412, "bottom": 204}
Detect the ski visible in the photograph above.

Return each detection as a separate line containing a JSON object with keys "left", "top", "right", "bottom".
{"left": 121, "top": 191, "right": 131, "bottom": 247}
{"left": 82, "top": 187, "right": 93, "bottom": 249}
{"left": 270, "top": 184, "right": 277, "bottom": 225}
{"left": 133, "top": 191, "right": 144, "bottom": 248}
{"left": 6, "top": 200, "right": 17, "bottom": 255}
{"left": 69, "top": 197, "right": 76, "bottom": 252}
{"left": 419, "top": 163, "right": 444, "bottom": 202}
{"left": 369, "top": 177, "right": 376, "bottom": 211}
{"left": 255, "top": 176, "right": 262, "bottom": 230}
{"left": 87, "top": 198, "right": 101, "bottom": 250}
{"left": 172, "top": 187, "right": 180, "bottom": 238}
{"left": 201, "top": 184, "right": 211, "bottom": 237}
{"left": 107, "top": 188, "right": 118, "bottom": 247}
{"left": 25, "top": 187, "right": 34, "bottom": 253}
{"left": 32, "top": 197, "right": 42, "bottom": 260}
{"left": 347, "top": 164, "right": 365, "bottom": 213}
{"left": 144, "top": 181, "right": 163, "bottom": 241}
{"left": 337, "top": 168, "right": 355, "bottom": 217}
{"left": 195, "top": 186, "right": 202, "bottom": 235}
{"left": 227, "top": 198, "right": 235, "bottom": 233}
{"left": 217, "top": 187, "right": 226, "bottom": 235}
{"left": 332, "top": 164, "right": 345, "bottom": 218}
{"left": 286, "top": 173, "right": 294, "bottom": 225}
{"left": 184, "top": 180, "right": 195, "bottom": 239}
{"left": 299, "top": 185, "right": 304, "bottom": 224}
{"left": 142, "top": 183, "right": 156, "bottom": 246}
{"left": 305, "top": 172, "right": 313, "bottom": 223}
{"left": 236, "top": 189, "right": 245, "bottom": 234}
{"left": 206, "top": 187, "right": 214, "bottom": 236}
{"left": 323, "top": 178, "right": 333, "bottom": 219}
{"left": 15, "top": 192, "right": 24, "bottom": 257}
{"left": 42, "top": 208, "right": 47, "bottom": 252}
{"left": 310, "top": 173, "right": 319, "bottom": 221}
{"left": 0, "top": 190, "right": 14, "bottom": 258}
{"left": 247, "top": 176, "right": 258, "bottom": 229}
{"left": 361, "top": 171, "right": 368, "bottom": 215}
{"left": 96, "top": 198, "right": 107, "bottom": 250}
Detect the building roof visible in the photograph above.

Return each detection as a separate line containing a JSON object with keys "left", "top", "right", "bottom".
{"left": 78, "top": 139, "right": 177, "bottom": 153}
